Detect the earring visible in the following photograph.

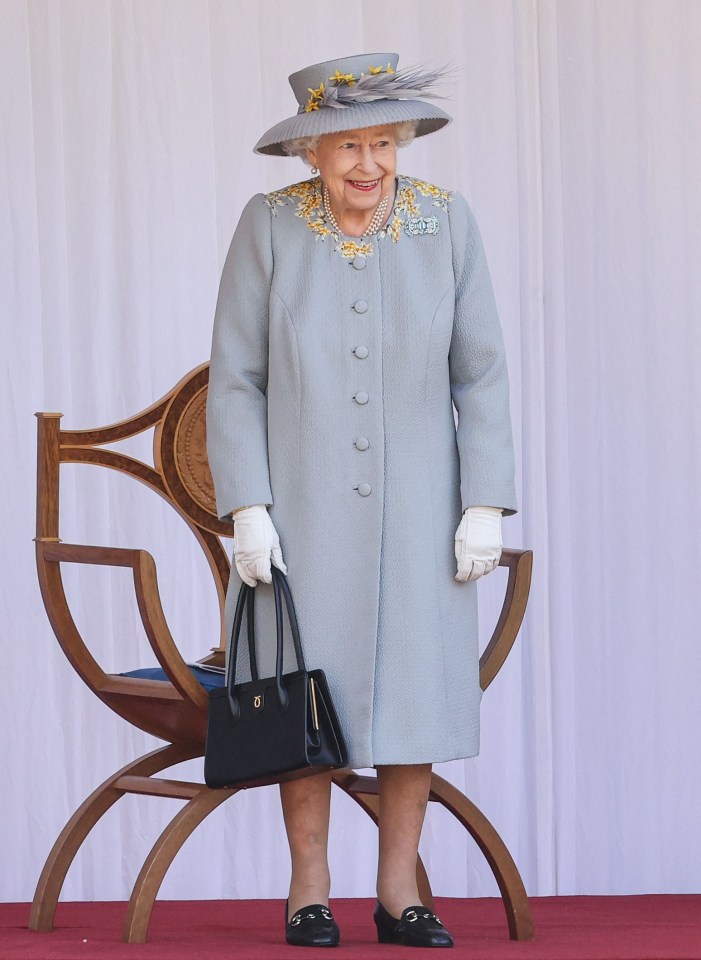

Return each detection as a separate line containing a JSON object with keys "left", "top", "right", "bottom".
{"left": 311, "top": 166, "right": 318, "bottom": 175}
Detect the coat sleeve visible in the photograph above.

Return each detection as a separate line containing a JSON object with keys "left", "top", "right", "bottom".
{"left": 206, "top": 194, "right": 274, "bottom": 520}
{"left": 448, "top": 191, "right": 518, "bottom": 517}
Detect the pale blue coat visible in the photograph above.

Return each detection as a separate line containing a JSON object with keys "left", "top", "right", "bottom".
{"left": 206, "top": 174, "right": 517, "bottom": 769}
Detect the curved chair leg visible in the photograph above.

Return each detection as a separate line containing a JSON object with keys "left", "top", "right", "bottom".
{"left": 331, "top": 771, "right": 433, "bottom": 909}
{"left": 29, "top": 744, "right": 198, "bottom": 933}
{"left": 122, "top": 786, "right": 235, "bottom": 942}
{"left": 429, "top": 772, "right": 534, "bottom": 941}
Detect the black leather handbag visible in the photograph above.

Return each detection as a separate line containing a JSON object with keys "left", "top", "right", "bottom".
{"left": 204, "top": 565, "right": 348, "bottom": 788}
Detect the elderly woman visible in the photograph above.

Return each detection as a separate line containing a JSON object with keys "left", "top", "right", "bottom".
{"left": 206, "top": 53, "right": 517, "bottom": 949}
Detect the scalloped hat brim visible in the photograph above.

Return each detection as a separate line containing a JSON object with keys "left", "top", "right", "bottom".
{"left": 253, "top": 99, "right": 452, "bottom": 156}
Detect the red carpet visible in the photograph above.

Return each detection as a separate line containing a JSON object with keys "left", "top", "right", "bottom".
{"left": 2, "top": 896, "right": 699, "bottom": 960}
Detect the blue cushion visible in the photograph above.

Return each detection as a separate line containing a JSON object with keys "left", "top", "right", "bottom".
{"left": 120, "top": 665, "right": 226, "bottom": 691}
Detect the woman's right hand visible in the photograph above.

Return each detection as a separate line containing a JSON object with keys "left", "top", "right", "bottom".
{"left": 231, "top": 504, "right": 288, "bottom": 586}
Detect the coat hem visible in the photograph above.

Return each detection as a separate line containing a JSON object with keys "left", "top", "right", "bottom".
{"left": 347, "top": 742, "right": 480, "bottom": 769}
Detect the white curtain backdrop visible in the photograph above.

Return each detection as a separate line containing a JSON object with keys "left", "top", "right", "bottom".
{"left": 2, "top": 0, "right": 700, "bottom": 903}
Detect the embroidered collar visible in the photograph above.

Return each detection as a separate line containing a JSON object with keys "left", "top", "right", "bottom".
{"left": 264, "top": 175, "right": 453, "bottom": 260}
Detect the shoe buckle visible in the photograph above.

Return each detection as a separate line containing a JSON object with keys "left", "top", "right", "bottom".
{"left": 291, "top": 907, "right": 331, "bottom": 926}
{"left": 406, "top": 909, "right": 443, "bottom": 926}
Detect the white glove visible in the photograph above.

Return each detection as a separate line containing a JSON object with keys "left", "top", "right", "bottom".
{"left": 454, "top": 506, "right": 503, "bottom": 583}
{"left": 231, "top": 504, "right": 287, "bottom": 587}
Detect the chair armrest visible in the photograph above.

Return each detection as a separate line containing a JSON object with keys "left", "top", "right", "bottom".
{"left": 36, "top": 541, "right": 208, "bottom": 710}
{"left": 479, "top": 548, "right": 533, "bottom": 691}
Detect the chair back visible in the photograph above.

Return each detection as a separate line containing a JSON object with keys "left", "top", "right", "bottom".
{"left": 35, "top": 363, "right": 228, "bottom": 744}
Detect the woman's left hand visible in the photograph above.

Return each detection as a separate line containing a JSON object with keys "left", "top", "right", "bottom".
{"left": 454, "top": 506, "right": 503, "bottom": 582}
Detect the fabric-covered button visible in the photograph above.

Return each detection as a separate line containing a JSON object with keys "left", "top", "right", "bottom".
{"left": 353, "top": 345, "right": 369, "bottom": 359}
{"left": 353, "top": 300, "right": 369, "bottom": 314}
{"left": 353, "top": 391, "right": 369, "bottom": 405}
{"left": 354, "top": 437, "right": 370, "bottom": 451}
{"left": 357, "top": 483, "right": 372, "bottom": 497}
{"left": 352, "top": 255, "right": 367, "bottom": 270}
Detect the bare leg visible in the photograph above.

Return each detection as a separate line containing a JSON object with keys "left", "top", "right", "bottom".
{"left": 280, "top": 772, "right": 333, "bottom": 920}
{"left": 376, "top": 763, "right": 432, "bottom": 918}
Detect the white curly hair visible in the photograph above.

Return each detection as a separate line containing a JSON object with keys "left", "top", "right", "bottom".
{"left": 281, "top": 120, "right": 419, "bottom": 164}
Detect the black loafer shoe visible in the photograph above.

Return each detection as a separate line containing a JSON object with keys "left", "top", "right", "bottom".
{"left": 374, "top": 901, "right": 454, "bottom": 947}
{"left": 285, "top": 901, "right": 340, "bottom": 947}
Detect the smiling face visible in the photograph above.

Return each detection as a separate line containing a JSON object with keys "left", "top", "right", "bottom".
{"left": 307, "top": 125, "right": 398, "bottom": 223}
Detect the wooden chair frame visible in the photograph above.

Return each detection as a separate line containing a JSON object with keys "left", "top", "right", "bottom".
{"left": 30, "top": 363, "right": 534, "bottom": 943}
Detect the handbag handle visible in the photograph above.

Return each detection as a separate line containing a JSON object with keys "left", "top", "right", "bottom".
{"left": 272, "top": 566, "right": 306, "bottom": 672}
{"left": 226, "top": 576, "right": 260, "bottom": 678}
{"left": 226, "top": 566, "right": 306, "bottom": 721}
{"left": 225, "top": 578, "right": 252, "bottom": 722}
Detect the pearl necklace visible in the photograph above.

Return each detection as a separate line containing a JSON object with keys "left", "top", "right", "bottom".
{"left": 322, "top": 183, "right": 391, "bottom": 237}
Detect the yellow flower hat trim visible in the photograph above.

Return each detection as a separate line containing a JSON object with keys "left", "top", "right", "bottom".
{"left": 305, "top": 82, "right": 326, "bottom": 112}
{"left": 328, "top": 69, "right": 356, "bottom": 86}
{"left": 305, "top": 63, "right": 398, "bottom": 110}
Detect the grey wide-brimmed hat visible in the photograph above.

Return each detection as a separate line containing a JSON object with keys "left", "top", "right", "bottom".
{"left": 254, "top": 52, "right": 452, "bottom": 156}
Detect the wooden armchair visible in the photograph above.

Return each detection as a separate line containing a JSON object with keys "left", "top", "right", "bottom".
{"left": 30, "top": 363, "right": 534, "bottom": 943}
